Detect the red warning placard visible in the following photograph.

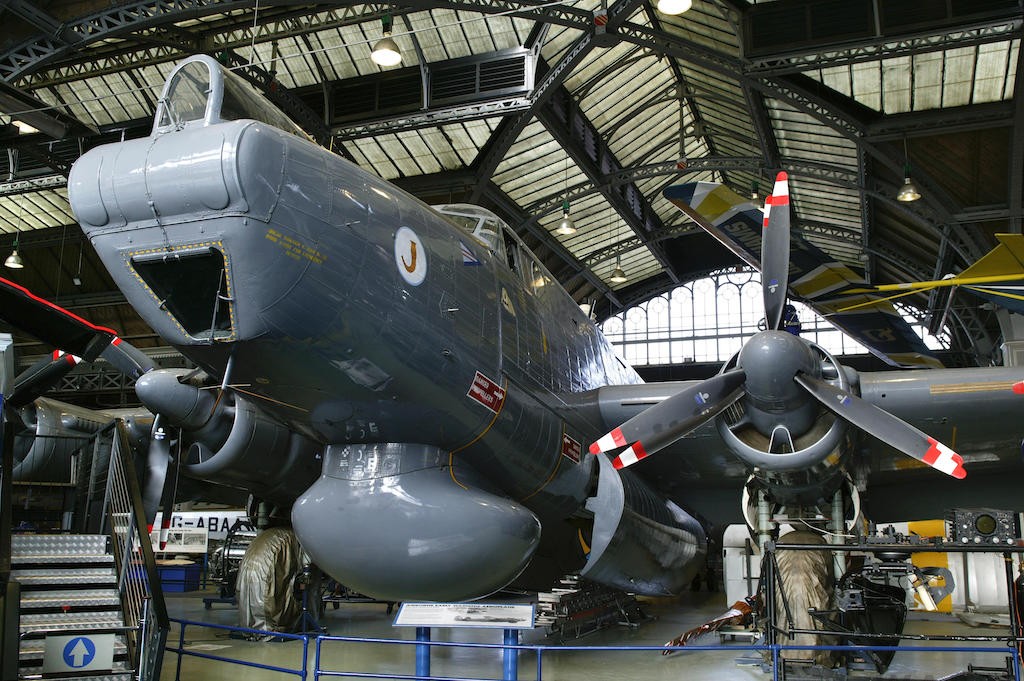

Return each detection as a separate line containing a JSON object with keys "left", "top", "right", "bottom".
{"left": 562, "top": 434, "right": 582, "bottom": 463}
{"left": 468, "top": 371, "right": 506, "bottom": 414}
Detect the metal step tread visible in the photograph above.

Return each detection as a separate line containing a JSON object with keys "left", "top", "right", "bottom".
{"left": 11, "top": 568, "right": 116, "bottom": 586}
{"left": 21, "top": 589, "right": 121, "bottom": 609}
{"left": 11, "top": 553, "right": 114, "bottom": 565}
{"left": 19, "top": 664, "right": 135, "bottom": 681}
{"left": 20, "top": 611, "right": 125, "bottom": 634}
{"left": 12, "top": 534, "right": 109, "bottom": 556}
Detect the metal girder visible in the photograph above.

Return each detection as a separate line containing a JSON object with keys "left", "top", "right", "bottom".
{"left": 334, "top": 96, "right": 532, "bottom": 140}
{"left": 522, "top": 156, "right": 764, "bottom": 216}
{"left": 742, "top": 83, "right": 779, "bottom": 171}
{"left": 613, "top": 19, "right": 979, "bottom": 285}
{"left": 866, "top": 101, "right": 1015, "bottom": 142}
{"left": 0, "top": 0, "right": 259, "bottom": 83}
{"left": 11, "top": 2, "right": 590, "bottom": 89}
{"left": 0, "top": 173, "right": 66, "bottom": 196}
{"left": 750, "top": 73, "right": 988, "bottom": 266}
{"left": 1, "top": 0, "right": 64, "bottom": 39}
{"left": 1009, "top": 40, "right": 1024, "bottom": 234}
{"left": 481, "top": 181, "right": 621, "bottom": 307}
{"left": 0, "top": 2, "right": 428, "bottom": 85}
{"left": 857, "top": 148, "right": 872, "bottom": 283}
{"left": 746, "top": 19, "right": 1022, "bottom": 76}
{"left": 396, "top": 0, "right": 592, "bottom": 29}
{"left": 471, "top": 0, "right": 644, "bottom": 201}
{"left": 470, "top": 31, "right": 593, "bottom": 200}
{"left": 536, "top": 86, "right": 679, "bottom": 282}
{"left": 794, "top": 220, "right": 861, "bottom": 246}
{"left": 616, "top": 21, "right": 742, "bottom": 80}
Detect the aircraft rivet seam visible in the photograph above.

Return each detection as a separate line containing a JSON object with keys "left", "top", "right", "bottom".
{"left": 124, "top": 240, "right": 237, "bottom": 341}
{"left": 520, "top": 425, "right": 570, "bottom": 502}
{"left": 448, "top": 374, "right": 509, "bottom": 491}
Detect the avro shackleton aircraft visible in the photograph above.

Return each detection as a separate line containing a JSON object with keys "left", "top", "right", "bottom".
{"left": 4, "top": 55, "right": 1024, "bottom": 612}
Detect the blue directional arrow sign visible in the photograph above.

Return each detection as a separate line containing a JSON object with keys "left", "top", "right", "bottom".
{"left": 43, "top": 634, "right": 114, "bottom": 673}
{"left": 63, "top": 637, "right": 96, "bottom": 668}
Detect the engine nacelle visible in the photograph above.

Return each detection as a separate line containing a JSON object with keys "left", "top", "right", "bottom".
{"left": 135, "top": 368, "right": 320, "bottom": 506}
{"left": 581, "top": 453, "right": 707, "bottom": 595}
{"left": 13, "top": 398, "right": 111, "bottom": 482}
{"left": 717, "top": 340, "right": 855, "bottom": 505}
{"left": 716, "top": 402, "right": 849, "bottom": 504}
{"left": 292, "top": 443, "right": 541, "bottom": 602}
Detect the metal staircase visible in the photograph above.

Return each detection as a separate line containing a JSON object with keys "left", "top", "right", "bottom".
{"left": 13, "top": 534, "right": 133, "bottom": 680}
{"left": 2, "top": 415, "right": 169, "bottom": 681}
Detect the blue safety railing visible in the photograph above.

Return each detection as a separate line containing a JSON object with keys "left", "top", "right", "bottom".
{"left": 165, "top": 617, "right": 1022, "bottom": 681}
{"left": 168, "top": 618, "right": 310, "bottom": 681}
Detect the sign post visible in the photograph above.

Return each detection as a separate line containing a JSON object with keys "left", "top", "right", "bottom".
{"left": 394, "top": 602, "right": 535, "bottom": 681}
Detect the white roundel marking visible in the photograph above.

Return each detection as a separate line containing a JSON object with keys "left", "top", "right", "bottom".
{"left": 394, "top": 226, "right": 427, "bottom": 286}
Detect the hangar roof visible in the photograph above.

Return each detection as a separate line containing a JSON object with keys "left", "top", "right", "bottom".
{"left": 0, "top": 0, "right": 1020, "bottom": 365}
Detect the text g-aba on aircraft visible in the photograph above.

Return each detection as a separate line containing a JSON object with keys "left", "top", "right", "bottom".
{"left": 4, "top": 55, "right": 1024, "bottom": 611}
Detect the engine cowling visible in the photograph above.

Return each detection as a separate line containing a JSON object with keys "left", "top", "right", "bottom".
{"left": 581, "top": 453, "right": 707, "bottom": 595}
{"left": 715, "top": 333, "right": 852, "bottom": 504}
{"left": 134, "top": 368, "right": 320, "bottom": 506}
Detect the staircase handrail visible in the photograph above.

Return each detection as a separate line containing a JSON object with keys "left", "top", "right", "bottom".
{"left": 1, "top": 396, "right": 12, "bottom": 584}
{"left": 100, "top": 419, "right": 169, "bottom": 681}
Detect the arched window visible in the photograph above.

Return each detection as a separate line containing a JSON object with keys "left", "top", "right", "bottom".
{"left": 600, "top": 268, "right": 947, "bottom": 366}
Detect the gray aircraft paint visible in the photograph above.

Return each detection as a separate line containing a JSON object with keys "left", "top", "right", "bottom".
{"left": 67, "top": 55, "right": 705, "bottom": 600}
{"left": 56, "top": 54, "right": 1024, "bottom": 602}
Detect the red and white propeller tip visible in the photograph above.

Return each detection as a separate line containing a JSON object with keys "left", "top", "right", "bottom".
{"left": 589, "top": 429, "right": 650, "bottom": 469}
{"left": 923, "top": 437, "right": 966, "bottom": 480}
{"left": 761, "top": 171, "right": 789, "bottom": 227}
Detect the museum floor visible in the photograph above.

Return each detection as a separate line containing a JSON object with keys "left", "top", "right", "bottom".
{"left": 159, "top": 587, "right": 1012, "bottom": 681}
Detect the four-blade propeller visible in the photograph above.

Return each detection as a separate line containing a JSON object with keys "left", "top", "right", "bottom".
{"left": 590, "top": 171, "right": 966, "bottom": 481}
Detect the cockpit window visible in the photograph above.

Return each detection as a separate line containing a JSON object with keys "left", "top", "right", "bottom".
{"left": 433, "top": 203, "right": 507, "bottom": 263}
{"left": 219, "top": 67, "right": 308, "bottom": 137}
{"left": 154, "top": 54, "right": 311, "bottom": 140}
{"left": 158, "top": 61, "right": 210, "bottom": 128}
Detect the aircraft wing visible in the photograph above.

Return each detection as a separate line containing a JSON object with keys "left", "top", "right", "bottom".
{"left": 849, "top": 233, "right": 1024, "bottom": 316}
{"left": 664, "top": 182, "right": 943, "bottom": 369}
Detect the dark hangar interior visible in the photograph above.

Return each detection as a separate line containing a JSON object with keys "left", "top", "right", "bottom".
{"left": 0, "top": 0, "right": 1020, "bottom": 381}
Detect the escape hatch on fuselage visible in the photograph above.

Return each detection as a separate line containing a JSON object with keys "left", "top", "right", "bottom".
{"left": 131, "top": 246, "right": 235, "bottom": 341}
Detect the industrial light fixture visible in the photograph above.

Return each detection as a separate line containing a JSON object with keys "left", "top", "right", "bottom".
{"left": 656, "top": 0, "right": 692, "bottom": 15}
{"left": 6, "top": 197, "right": 26, "bottom": 269}
{"left": 73, "top": 243, "right": 83, "bottom": 286}
{"left": 610, "top": 259, "right": 627, "bottom": 283}
{"left": 370, "top": 14, "right": 402, "bottom": 67}
{"left": 4, "top": 236, "right": 22, "bottom": 269}
{"left": 12, "top": 120, "right": 39, "bottom": 135}
{"left": 609, "top": 219, "right": 627, "bottom": 284}
{"left": 555, "top": 155, "right": 576, "bottom": 236}
{"left": 897, "top": 137, "right": 921, "bottom": 202}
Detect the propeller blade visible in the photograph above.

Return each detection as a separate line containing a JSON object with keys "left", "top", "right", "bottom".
{"left": 156, "top": 448, "right": 181, "bottom": 551}
{"left": 7, "top": 350, "right": 80, "bottom": 408}
{"left": 142, "top": 417, "right": 172, "bottom": 530}
{"left": 100, "top": 337, "right": 157, "bottom": 379}
{"left": 0, "top": 276, "right": 155, "bottom": 383}
{"left": 794, "top": 373, "right": 965, "bottom": 479}
{"left": 590, "top": 369, "right": 747, "bottom": 469}
{"left": 762, "top": 171, "right": 791, "bottom": 331}
{"left": 0, "top": 276, "right": 117, "bottom": 358}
